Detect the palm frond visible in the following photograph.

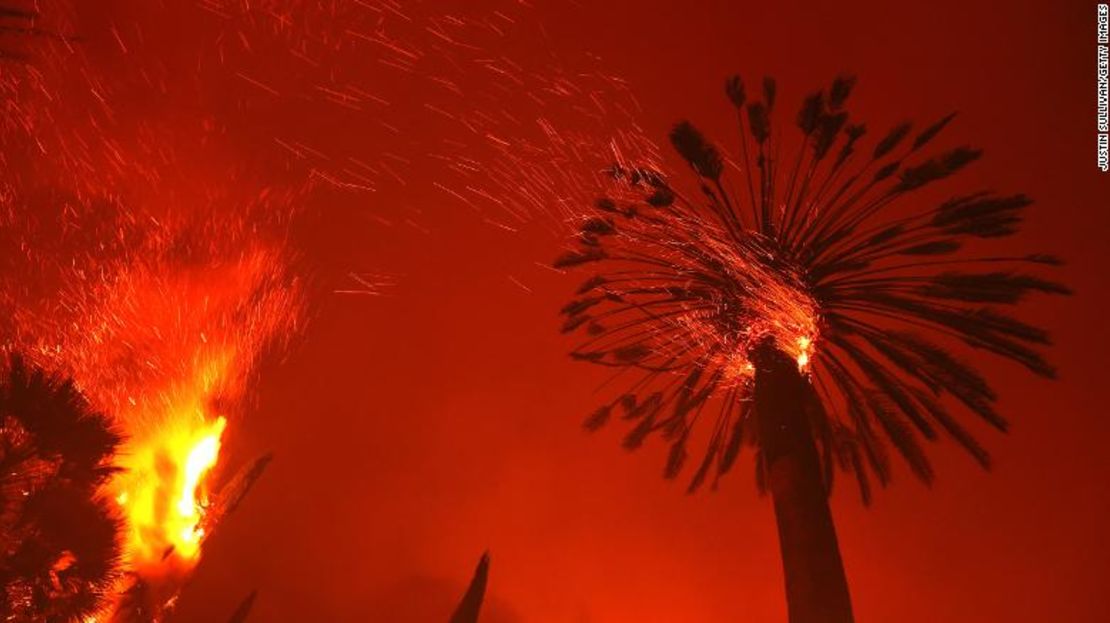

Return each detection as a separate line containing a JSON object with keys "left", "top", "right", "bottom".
{"left": 555, "top": 75, "right": 1066, "bottom": 501}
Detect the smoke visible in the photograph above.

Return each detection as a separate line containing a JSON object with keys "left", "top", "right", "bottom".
{"left": 1, "top": 0, "right": 653, "bottom": 617}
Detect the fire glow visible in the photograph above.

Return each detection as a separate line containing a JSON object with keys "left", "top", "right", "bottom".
{"left": 1, "top": 5, "right": 303, "bottom": 606}
{"left": 2, "top": 1, "right": 310, "bottom": 617}
{"left": 672, "top": 231, "right": 822, "bottom": 382}
{"left": 3, "top": 203, "right": 302, "bottom": 616}
{"left": 116, "top": 413, "right": 227, "bottom": 564}
{"left": 97, "top": 242, "right": 298, "bottom": 589}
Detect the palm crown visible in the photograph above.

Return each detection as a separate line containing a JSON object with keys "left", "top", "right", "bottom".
{"left": 1, "top": 355, "right": 123, "bottom": 621}
{"left": 556, "top": 74, "right": 1068, "bottom": 501}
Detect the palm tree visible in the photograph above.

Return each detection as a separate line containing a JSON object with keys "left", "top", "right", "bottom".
{"left": 554, "top": 75, "right": 1067, "bottom": 623}
{"left": 1, "top": 355, "right": 124, "bottom": 622}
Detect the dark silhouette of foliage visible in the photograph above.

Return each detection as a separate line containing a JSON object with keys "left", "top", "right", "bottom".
{"left": 558, "top": 74, "right": 1066, "bottom": 496}
{"left": 226, "top": 590, "right": 258, "bottom": 623}
{"left": 449, "top": 552, "right": 489, "bottom": 623}
{"left": 0, "top": 3, "right": 77, "bottom": 62}
{"left": 555, "top": 74, "right": 1066, "bottom": 622}
{"left": 1, "top": 355, "right": 124, "bottom": 622}
{"left": 1, "top": 3, "right": 37, "bottom": 61}
{"left": 210, "top": 554, "right": 488, "bottom": 623}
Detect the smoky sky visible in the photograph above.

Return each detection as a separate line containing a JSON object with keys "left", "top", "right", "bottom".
{"left": 5, "top": 1, "right": 1107, "bottom": 622}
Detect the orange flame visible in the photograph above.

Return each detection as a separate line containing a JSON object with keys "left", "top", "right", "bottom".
{"left": 5, "top": 200, "right": 301, "bottom": 617}
{"left": 0, "top": 5, "right": 304, "bottom": 615}
{"left": 115, "top": 413, "right": 227, "bottom": 564}
{"left": 794, "top": 335, "right": 815, "bottom": 371}
{"left": 672, "top": 233, "right": 821, "bottom": 384}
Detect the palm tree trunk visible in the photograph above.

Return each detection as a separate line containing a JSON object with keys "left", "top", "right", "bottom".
{"left": 753, "top": 343, "right": 854, "bottom": 623}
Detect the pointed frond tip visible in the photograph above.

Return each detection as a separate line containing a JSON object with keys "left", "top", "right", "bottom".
{"left": 669, "top": 121, "right": 723, "bottom": 179}
{"left": 449, "top": 553, "right": 490, "bottom": 623}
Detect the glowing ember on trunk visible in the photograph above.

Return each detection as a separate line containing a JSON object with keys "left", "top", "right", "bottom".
{"left": 795, "top": 336, "right": 814, "bottom": 370}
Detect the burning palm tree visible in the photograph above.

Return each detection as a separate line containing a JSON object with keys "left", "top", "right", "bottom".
{"left": 555, "top": 75, "right": 1067, "bottom": 623}
{"left": 1, "top": 355, "right": 124, "bottom": 622}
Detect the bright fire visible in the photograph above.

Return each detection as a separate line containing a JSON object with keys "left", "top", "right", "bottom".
{"left": 115, "top": 413, "right": 227, "bottom": 564}
{"left": 3, "top": 202, "right": 301, "bottom": 616}
{"left": 1, "top": 2, "right": 304, "bottom": 617}
{"left": 671, "top": 233, "right": 821, "bottom": 383}
{"left": 795, "top": 335, "right": 815, "bottom": 371}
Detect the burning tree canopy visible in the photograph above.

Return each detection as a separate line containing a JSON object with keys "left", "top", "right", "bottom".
{"left": 558, "top": 74, "right": 1069, "bottom": 497}
{"left": 0, "top": 201, "right": 302, "bottom": 620}
{"left": 555, "top": 75, "right": 1068, "bottom": 623}
{"left": 1, "top": 3, "right": 305, "bottom": 617}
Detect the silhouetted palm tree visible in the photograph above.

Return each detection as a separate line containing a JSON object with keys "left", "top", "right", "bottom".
{"left": 555, "top": 75, "right": 1067, "bottom": 623}
{"left": 1, "top": 355, "right": 124, "bottom": 622}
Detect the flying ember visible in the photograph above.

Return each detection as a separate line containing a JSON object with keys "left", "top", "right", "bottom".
{"left": 2, "top": 197, "right": 302, "bottom": 617}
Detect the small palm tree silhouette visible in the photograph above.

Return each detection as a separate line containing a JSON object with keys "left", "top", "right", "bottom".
{"left": 1, "top": 355, "right": 124, "bottom": 622}
{"left": 555, "top": 75, "right": 1067, "bottom": 622}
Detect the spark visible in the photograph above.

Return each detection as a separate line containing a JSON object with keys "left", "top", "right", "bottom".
{"left": 2, "top": 0, "right": 659, "bottom": 615}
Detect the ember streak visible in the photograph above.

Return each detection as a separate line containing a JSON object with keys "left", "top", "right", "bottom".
{"left": 2, "top": 208, "right": 302, "bottom": 618}
{"left": 1, "top": 1, "right": 1095, "bottom": 622}
{"left": 2, "top": 1, "right": 657, "bottom": 616}
{"left": 1, "top": 2, "right": 303, "bottom": 617}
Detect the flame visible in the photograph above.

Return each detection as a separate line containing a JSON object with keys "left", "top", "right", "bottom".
{"left": 85, "top": 244, "right": 297, "bottom": 581}
{"left": 177, "top": 422, "right": 223, "bottom": 533}
{"left": 115, "top": 413, "right": 227, "bottom": 564}
{"left": 669, "top": 233, "right": 821, "bottom": 384}
{"left": 3, "top": 201, "right": 301, "bottom": 616}
{"left": 1, "top": 2, "right": 302, "bottom": 617}
{"left": 104, "top": 344, "right": 241, "bottom": 568}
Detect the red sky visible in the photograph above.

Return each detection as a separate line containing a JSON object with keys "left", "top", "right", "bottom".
{"left": 8, "top": 1, "right": 1109, "bottom": 621}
